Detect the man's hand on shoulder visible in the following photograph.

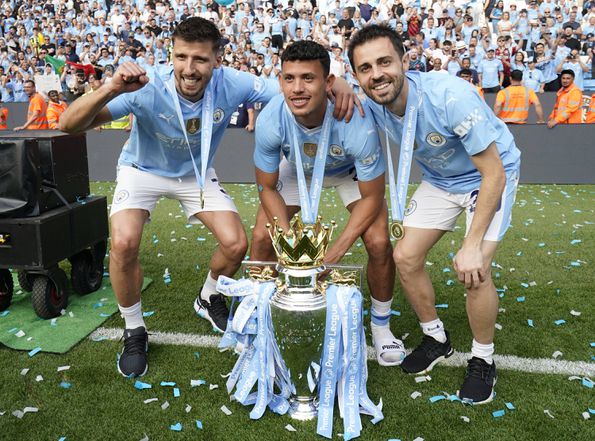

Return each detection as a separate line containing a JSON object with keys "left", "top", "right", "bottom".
{"left": 109, "top": 61, "right": 149, "bottom": 95}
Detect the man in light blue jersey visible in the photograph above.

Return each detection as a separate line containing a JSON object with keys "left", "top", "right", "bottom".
{"left": 478, "top": 48, "right": 504, "bottom": 93}
{"left": 523, "top": 59, "right": 545, "bottom": 93}
{"left": 60, "top": 18, "right": 359, "bottom": 378}
{"left": 250, "top": 40, "right": 406, "bottom": 367}
{"left": 349, "top": 25, "right": 521, "bottom": 404}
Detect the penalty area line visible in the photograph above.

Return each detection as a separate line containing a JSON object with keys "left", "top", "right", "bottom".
{"left": 91, "top": 327, "right": 595, "bottom": 377}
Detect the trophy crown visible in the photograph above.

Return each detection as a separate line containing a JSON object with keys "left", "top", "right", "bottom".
{"left": 267, "top": 215, "right": 336, "bottom": 269}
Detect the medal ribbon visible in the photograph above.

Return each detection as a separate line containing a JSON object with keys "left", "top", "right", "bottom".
{"left": 384, "top": 73, "right": 422, "bottom": 224}
{"left": 286, "top": 101, "right": 333, "bottom": 224}
{"left": 165, "top": 74, "right": 214, "bottom": 200}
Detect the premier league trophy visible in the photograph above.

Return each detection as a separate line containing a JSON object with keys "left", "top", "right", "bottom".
{"left": 266, "top": 214, "right": 335, "bottom": 420}
{"left": 218, "top": 214, "right": 382, "bottom": 438}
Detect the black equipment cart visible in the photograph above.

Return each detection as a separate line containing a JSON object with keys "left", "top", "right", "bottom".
{"left": 0, "top": 131, "right": 109, "bottom": 319}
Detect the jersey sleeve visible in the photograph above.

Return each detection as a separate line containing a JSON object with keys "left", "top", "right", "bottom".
{"left": 227, "top": 69, "right": 280, "bottom": 106}
{"left": 346, "top": 112, "right": 385, "bottom": 182}
{"left": 106, "top": 92, "right": 134, "bottom": 120}
{"left": 253, "top": 105, "right": 283, "bottom": 174}
{"left": 445, "top": 84, "right": 500, "bottom": 156}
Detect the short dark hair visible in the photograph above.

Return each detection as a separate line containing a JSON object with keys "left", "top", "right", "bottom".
{"left": 348, "top": 24, "right": 405, "bottom": 70}
{"left": 24, "top": 79, "right": 35, "bottom": 87}
{"left": 172, "top": 17, "right": 221, "bottom": 52}
{"left": 560, "top": 69, "right": 575, "bottom": 78}
{"left": 281, "top": 40, "right": 330, "bottom": 76}
{"left": 510, "top": 69, "right": 523, "bottom": 81}
{"left": 459, "top": 68, "right": 472, "bottom": 76}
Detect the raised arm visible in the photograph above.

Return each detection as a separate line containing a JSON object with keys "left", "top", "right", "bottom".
{"left": 59, "top": 61, "right": 148, "bottom": 133}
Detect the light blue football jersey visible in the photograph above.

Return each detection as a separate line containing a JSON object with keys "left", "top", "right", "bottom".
{"left": 254, "top": 95, "right": 385, "bottom": 182}
{"left": 366, "top": 72, "right": 521, "bottom": 194}
{"left": 107, "top": 66, "right": 279, "bottom": 178}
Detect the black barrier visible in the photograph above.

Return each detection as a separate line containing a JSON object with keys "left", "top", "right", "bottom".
{"left": 5, "top": 101, "right": 594, "bottom": 184}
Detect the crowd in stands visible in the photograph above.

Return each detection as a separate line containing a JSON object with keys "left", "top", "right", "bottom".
{"left": 0, "top": 0, "right": 593, "bottom": 125}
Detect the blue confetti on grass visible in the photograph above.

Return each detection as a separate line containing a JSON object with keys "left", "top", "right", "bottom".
{"left": 170, "top": 423, "right": 182, "bottom": 432}
{"left": 582, "top": 378, "right": 594, "bottom": 389}
{"left": 588, "top": 408, "right": 595, "bottom": 415}
{"left": 442, "top": 268, "right": 451, "bottom": 273}
{"left": 554, "top": 319, "right": 566, "bottom": 326}
{"left": 590, "top": 342, "right": 595, "bottom": 348}
{"left": 516, "top": 296, "right": 525, "bottom": 302}
{"left": 492, "top": 410, "right": 505, "bottom": 418}
{"left": 99, "top": 313, "right": 111, "bottom": 317}
{"left": 570, "top": 261, "right": 581, "bottom": 267}
{"left": 160, "top": 381, "right": 176, "bottom": 387}
{"left": 60, "top": 382, "right": 71, "bottom": 389}
{"left": 436, "top": 304, "right": 449, "bottom": 309}
{"left": 134, "top": 380, "right": 152, "bottom": 390}
{"left": 429, "top": 395, "right": 446, "bottom": 403}
{"left": 143, "top": 311, "right": 155, "bottom": 317}
{"left": 527, "top": 319, "right": 534, "bottom": 327}
{"left": 570, "top": 240, "right": 582, "bottom": 245}
{"left": 390, "top": 310, "right": 401, "bottom": 316}
{"left": 173, "top": 388, "right": 180, "bottom": 398}
{"left": 446, "top": 279, "right": 455, "bottom": 286}
{"left": 505, "top": 402, "right": 515, "bottom": 410}
{"left": 196, "top": 420, "right": 203, "bottom": 430}
{"left": 0, "top": 310, "right": 10, "bottom": 317}
{"left": 28, "top": 347, "right": 42, "bottom": 357}
{"left": 521, "top": 283, "right": 529, "bottom": 288}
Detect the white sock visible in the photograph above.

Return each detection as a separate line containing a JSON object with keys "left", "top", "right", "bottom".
{"left": 420, "top": 318, "right": 447, "bottom": 343}
{"left": 370, "top": 297, "right": 392, "bottom": 329}
{"left": 200, "top": 272, "right": 218, "bottom": 301}
{"left": 119, "top": 301, "right": 146, "bottom": 330}
{"left": 471, "top": 339, "right": 494, "bottom": 364}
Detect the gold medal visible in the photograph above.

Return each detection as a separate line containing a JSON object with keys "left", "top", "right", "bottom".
{"left": 390, "top": 222, "right": 405, "bottom": 241}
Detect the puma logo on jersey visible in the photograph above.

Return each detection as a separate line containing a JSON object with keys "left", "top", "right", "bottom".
{"left": 453, "top": 108, "right": 483, "bottom": 136}
{"left": 158, "top": 113, "right": 175, "bottom": 125}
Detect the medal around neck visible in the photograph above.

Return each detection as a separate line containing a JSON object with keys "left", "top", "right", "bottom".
{"left": 390, "top": 221, "right": 405, "bottom": 240}
{"left": 217, "top": 215, "right": 383, "bottom": 437}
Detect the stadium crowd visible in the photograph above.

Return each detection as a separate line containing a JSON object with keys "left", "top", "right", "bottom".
{"left": 0, "top": 0, "right": 594, "bottom": 124}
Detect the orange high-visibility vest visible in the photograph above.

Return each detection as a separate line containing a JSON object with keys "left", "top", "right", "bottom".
{"left": 586, "top": 94, "right": 595, "bottom": 124}
{"left": 27, "top": 93, "right": 49, "bottom": 129}
{"left": 46, "top": 101, "right": 68, "bottom": 129}
{"left": 0, "top": 107, "right": 8, "bottom": 130}
{"left": 549, "top": 83, "right": 583, "bottom": 124}
{"left": 495, "top": 85, "right": 537, "bottom": 124}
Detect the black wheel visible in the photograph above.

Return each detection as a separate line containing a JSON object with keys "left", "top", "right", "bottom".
{"left": 70, "top": 249, "right": 104, "bottom": 295}
{"left": 0, "top": 269, "right": 13, "bottom": 311}
{"left": 31, "top": 270, "right": 68, "bottom": 319}
{"left": 17, "top": 270, "right": 33, "bottom": 292}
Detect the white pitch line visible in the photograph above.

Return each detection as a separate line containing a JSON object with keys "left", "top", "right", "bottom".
{"left": 91, "top": 327, "right": 595, "bottom": 377}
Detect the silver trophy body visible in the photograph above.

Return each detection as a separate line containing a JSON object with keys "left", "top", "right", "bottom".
{"left": 269, "top": 265, "right": 327, "bottom": 421}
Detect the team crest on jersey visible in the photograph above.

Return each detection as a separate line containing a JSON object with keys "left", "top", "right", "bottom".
{"left": 303, "top": 143, "right": 317, "bottom": 157}
{"left": 114, "top": 190, "right": 129, "bottom": 204}
{"left": 405, "top": 199, "right": 417, "bottom": 216}
{"left": 329, "top": 144, "right": 344, "bottom": 157}
{"left": 185, "top": 118, "right": 201, "bottom": 135}
{"left": 426, "top": 132, "right": 446, "bottom": 147}
{"left": 213, "top": 108, "right": 225, "bottom": 124}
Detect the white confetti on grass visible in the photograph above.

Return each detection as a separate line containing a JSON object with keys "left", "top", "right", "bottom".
{"left": 410, "top": 391, "right": 422, "bottom": 400}
{"left": 544, "top": 409, "right": 555, "bottom": 419}
{"left": 20, "top": 368, "right": 29, "bottom": 376}
{"left": 143, "top": 398, "right": 158, "bottom": 404}
{"left": 552, "top": 351, "right": 563, "bottom": 359}
{"left": 209, "top": 384, "right": 219, "bottom": 390}
{"left": 57, "top": 365, "right": 70, "bottom": 372}
{"left": 35, "top": 375, "right": 43, "bottom": 382}
{"left": 161, "top": 401, "right": 170, "bottom": 410}
{"left": 285, "top": 424, "right": 297, "bottom": 432}
{"left": 460, "top": 416, "right": 470, "bottom": 423}
{"left": 414, "top": 375, "right": 431, "bottom": 383}
{"left": 220, "top": 405, "right": 232, "bottom": 416}
{"left": 185, "top": 404, "right": 192, "bottom": 413}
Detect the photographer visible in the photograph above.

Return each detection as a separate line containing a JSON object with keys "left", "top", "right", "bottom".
{"left": 556, "top": 49, "right": 590, "bottom": 90}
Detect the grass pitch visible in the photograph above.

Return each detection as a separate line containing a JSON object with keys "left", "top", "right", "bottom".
{"left": 0, "top": 183, "right": 593, "bottom": 441}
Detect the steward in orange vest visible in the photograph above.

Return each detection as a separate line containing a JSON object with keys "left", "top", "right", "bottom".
{"left": 547, "top": 70, "right": 583, "bottom": 128}
{"left": 0, "top": 104, "right": 8, "bottom": 129}
{"left": 46, "top": 90, "right": 68, "bottom": 129}
{"left": 493, "top": 70, "right": 545, "bottom": 124}
{"left": 14, "top": 80, "right": 49, "bottom": 131}
{"left": 586, "top": 94, "right": 595, "bottom": 124}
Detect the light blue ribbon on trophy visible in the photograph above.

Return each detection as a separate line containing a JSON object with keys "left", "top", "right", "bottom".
{"left": 317, "top": 285, "right": 383, "bottom": 439}
{"left": 165, "top": 74, "right": 214, "bottom": 209}
{"left": 317, "top": 286, "right": 342, "bottom": 439}
{"left": 383, "top": 73, "right": 422, "bottom": 240}
{"left": 216, "top": 277, "right": 291, "bottom": 417}
{"left": 286, "top": 102, "right": 334, "bottom": 224}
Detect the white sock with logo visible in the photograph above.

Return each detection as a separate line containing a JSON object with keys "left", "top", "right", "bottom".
{"left": 420, "top": 318, "right": 447, "bottom": 343}
{"left": 119, "top": 301, "right": 146, "bottom": 330}
{"left": 471, "top": 339, "right": 494, "bottom": 365}
{"left": 200, "top": 272, "right": 218, "bottom": 302}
